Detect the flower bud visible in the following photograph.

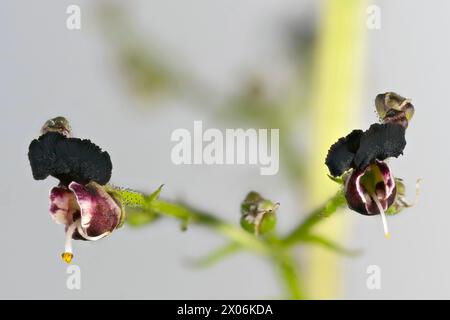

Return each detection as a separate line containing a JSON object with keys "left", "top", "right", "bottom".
{"left": 375, "top": 92, "right": 414, "bottom": 128}
{"left": 240, "top": 191, "right": 278, "bottom": 235}
{"left": 41, "top": 116, "right": 72, "bottom": 137}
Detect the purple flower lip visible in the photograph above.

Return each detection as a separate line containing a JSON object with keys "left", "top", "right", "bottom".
{"left": 344, "top": 160, "right": 395, "bottom": 238}
{"left": 50, "top": 181, "right": 123, "bottom": 263}
{"left": 345, "top": 160, "right": 396, "bottom": 215}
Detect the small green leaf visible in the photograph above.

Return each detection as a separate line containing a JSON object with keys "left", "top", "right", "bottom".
{"left": 180, "top": 217, "right": 190, "bottom": 231}
{"left": 190, "top": 242, "right": 241, "bottom": 268}
{"left": 145, "top": 184, "right": 164, "bottom": 205}
{"left": 327, "top": 174, "right": 344, "bottom": 185}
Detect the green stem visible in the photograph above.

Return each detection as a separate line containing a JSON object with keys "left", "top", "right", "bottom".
{"left": 272, "top": 250, "right": 303, "bottom": 299}
{"left": 114, "top": 186, "right": 350, "bottom": 299}
{"left": 149, "top": 199, "right": 305, "bottom": 299}
{"left": 283, "top": 190, "right": 346, "bottom": 246}
{"left": 150, "top": 199, "right": 272, "bottom": 256}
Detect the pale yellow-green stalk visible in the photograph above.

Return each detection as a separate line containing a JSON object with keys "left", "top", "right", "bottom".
{"left": 305, "top": 0, "right": 367, "bottom": 299}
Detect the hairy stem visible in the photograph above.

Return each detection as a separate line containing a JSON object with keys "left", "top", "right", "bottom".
{"left": 118, "top": 185, "right": 350, "bottom": 299}
{"left": 149, "top": 199, "right": 272, "bottom": 256}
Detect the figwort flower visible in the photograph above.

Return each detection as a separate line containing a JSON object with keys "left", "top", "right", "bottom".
{"left": 240, "top": 191, "right": 279, "bottom": 236}
{"left": 28, "top": 117, "right": 124, "bottom": 263}
{"left": 325, "top": 93, "right": 415, "bottom": 238}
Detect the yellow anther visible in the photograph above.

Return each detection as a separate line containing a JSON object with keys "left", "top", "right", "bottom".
{"left": 61, "top": 252, "right": 73, "bottom": 264}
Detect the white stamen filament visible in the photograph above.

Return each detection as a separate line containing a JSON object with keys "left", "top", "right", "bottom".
{"left": 77, "top": 227, "right": 111, "bottom": 241}
{"left": 64, "top": 221, "right": 78, "bottom": 254}
{"left": 372, "top": 195, "right": 390, "bottom": 239}
{"left": 61, "top": 219, "right": 111, "bottom": 264}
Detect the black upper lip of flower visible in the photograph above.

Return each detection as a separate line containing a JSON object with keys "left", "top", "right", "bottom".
{"left": 325, "top": 122, "right": 407, "bottom": 177}
{"left": 28, "top": 131, "right": 112, "bottom": 186}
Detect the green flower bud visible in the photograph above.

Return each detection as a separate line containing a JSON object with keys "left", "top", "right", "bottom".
{"left": 240, "top": 191, "right": 278, "bottom": 235}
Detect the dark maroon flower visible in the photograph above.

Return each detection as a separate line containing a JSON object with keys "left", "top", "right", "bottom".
{"left": 50, "top": 182, "right": 124, "bottom": 263}
{"left": 344, "top": 160, "right": 396, "bottom": 216}
{"left": 325, "top": 110, "right": 411, "bottom": 238}
{"left": 28, "top": 117, "right": 123, "bottom": 263}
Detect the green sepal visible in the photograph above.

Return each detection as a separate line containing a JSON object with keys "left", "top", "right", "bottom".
{"left": 327, "top": 174, "right": 345, "bottom": 185}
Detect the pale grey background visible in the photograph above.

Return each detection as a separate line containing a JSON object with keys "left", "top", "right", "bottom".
{"left": 0, "top": 0, "right": 443, "bottom": 299}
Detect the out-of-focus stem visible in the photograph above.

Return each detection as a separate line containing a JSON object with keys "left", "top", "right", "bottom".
{"left": 283, "top": 191, "right": 346, "bottom": 245}
{"left": 124, "top": 192, "right": 305, "bottom": 299}
{"left": 151, "top": 199, "right": 271, "bottom": 256}
{"left": 274, "top": 253, "right": 304, "bottom": 299}
{"left": 305, "top": 0, "right": 366, "bottom": 299}
{"left": 153, "top": 199, "right": 304, "bottom": 299}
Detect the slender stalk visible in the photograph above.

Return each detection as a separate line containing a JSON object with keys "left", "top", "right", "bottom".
{"left": 273, "top": 252, "right": 304, "bottom": 299}
{"left": 283, "top": 191, "right": 346, "bottom": 246}
{"left": 119, "top": 186, "right": 351, "bottom": 299}
{"left": 150, "top": 199, "right": 272, "bottom": 256}
{"left": 151, "top": 199, "right": 305, "bottom": 299}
